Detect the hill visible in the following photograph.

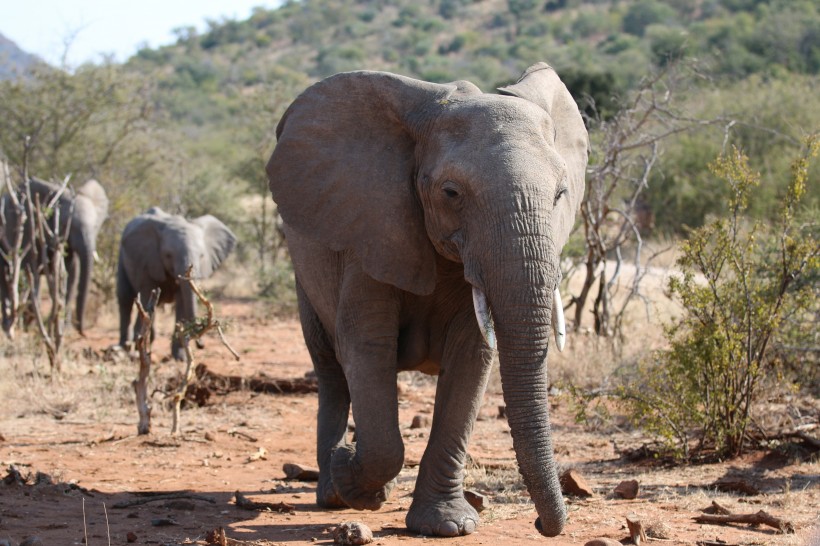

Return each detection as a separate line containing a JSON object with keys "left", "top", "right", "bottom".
{"left": 0, "top": 31, "right": 43, "bottom": 79}
{"left": 128, "top": 0, "right": 820, "bottom": 123}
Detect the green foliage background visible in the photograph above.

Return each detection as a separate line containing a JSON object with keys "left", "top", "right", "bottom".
{"left": 1, "top": 0, "right": 818, "bottom": 293}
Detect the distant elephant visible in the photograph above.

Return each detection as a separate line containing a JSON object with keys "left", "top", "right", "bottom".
{"left": 0, "top": 177, "right": 109, "bottom": 336}
{"left": 116, "top": 207, "right": 236, "bottom": 360}
{"left": 266, "top": 62, "right": 588, "bottom": 537}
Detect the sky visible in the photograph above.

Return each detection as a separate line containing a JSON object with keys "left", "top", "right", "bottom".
{"left": 1, "top": 0, "right": 282, "bottom": 67}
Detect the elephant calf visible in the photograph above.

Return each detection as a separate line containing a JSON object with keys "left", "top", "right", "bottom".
{"left": 116, "top": 207, "right": 236, "bottom": 360}
{"left": 266, "top": 63, "right": 588, "bottom": 537}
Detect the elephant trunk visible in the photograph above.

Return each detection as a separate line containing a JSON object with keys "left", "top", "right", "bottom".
{"left": 496, "top": 316, "right": 565, "bottom": 536}
{"left": 478, "top": 227, "right": 566, "bottom": 537}
{"left": 74, "top": 244, "right": 94, "bottom": 336}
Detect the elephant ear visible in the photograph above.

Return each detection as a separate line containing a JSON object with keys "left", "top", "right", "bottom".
{"left": 76, "top": 179, "right": 109, "bottom": 235}
{"left": 498, "top": 62, "right": 589, "bottom": 247}
{"left": 192, "top": 215, "right": 237, "bottom": 278}
{"left": 267, "top": 71, "right": 479, "bottom": 296}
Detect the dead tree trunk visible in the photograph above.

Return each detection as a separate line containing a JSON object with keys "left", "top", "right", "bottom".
{"left": 133, "top": 289, "right": 160, "bottom": 435}
{"left": 170, "top": 267, "right": 239, "bottom": 435}
{"left": 25, "top": 178, "right": 73, "bottom": 371}
{"left": 568, "top": 64, "right": 727, "bottom": 341}
{"left": 0, "top": 162, "right": 30, "bottom": 339}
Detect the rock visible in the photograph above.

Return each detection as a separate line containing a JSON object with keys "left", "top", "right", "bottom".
{"left": 614, "top": 479, "right": 639, "bottom": 499}
{"left": 646, "top": 520, "right": 672, "bottom": 539}
{"left": 332, "top": 521, "right": 373, "bottom": 545}
{"left": 464, "top": 489, "right": 487, "bottom": 512}
{"left": 560, "top": 469, "right": 594, "bottom": 497}
{"left": 126, "top": 531, "right": 138, "bottom": 543}
{"left": 410, "top": 414, "right": 430, "bottom": 429}
{"left": 584, "top": 539, "right": 622, "bottom": 546}
{"left": 283, "top": 462, "right": 320, "bottom": 481}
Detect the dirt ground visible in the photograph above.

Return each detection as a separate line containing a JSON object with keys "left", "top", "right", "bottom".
{"left": 0, "top": 295, "right": 818, "bottom": 546}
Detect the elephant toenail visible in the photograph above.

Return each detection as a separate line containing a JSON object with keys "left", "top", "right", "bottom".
{"left": 420, "top": 525, "right": 433, "bottom": 536}
{"left": 463, "top": 519, "right": 477, "bottom": 535}
{"left": 438, "top": 521, "right": 459, "bottom": 537}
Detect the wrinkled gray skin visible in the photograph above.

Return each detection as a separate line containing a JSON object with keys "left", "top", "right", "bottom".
{"left": 0, "top": 178, "right": 108, "bottom": 336}
{"left": 266, "top": 63, "right": 588, "bottom": 538}
{"left": 116, "top": 207, "right": 236, "bottom": 361}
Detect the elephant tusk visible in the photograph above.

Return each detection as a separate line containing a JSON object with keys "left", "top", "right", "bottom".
{"left": 552, "top": 287, "right": 566, "bottom": 352}
{"left": 93, "top": 251, "right": 100, "bottom": 263}
{"left": 471, "top": 287, "right": 496, "bottom": 350}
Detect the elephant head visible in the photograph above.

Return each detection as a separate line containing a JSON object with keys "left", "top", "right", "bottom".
{"left": 267, "top": 63, "right": 588, "bottom": 536}
{"left": 117, "top": 207, "right": 236, "bottom": 360}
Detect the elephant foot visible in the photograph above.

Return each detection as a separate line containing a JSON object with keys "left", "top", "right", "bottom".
{"left": 171, "top": 340, "right": 187, "bottom": 361}
{"left": 316, "top": 471, "right": 346, "bottom": 508}
{"left": 330, "top": 444, "right": 396, "bottom": 511}
{"left": 406, "top": 495, "right": 479, "bottom": 537}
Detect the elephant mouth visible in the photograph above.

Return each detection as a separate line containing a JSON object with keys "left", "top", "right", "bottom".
{"left": 470, "top": 286, "right": 566, "bottom": 352}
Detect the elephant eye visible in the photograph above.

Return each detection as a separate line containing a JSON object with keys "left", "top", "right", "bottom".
{"left": 554, "top": 187, "right": 568, "bottom": 206}
{"left": 441, "top": 180, "right": 462, "bottom": 200}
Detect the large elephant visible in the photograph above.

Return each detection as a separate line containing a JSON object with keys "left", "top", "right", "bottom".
{"left": 0, "top": 177, "right": 109, "bottom": 336}
{"left": 266, "top": 62, "right": 588, "bottom": 538}
{"left": 116, "top": 207, "right": 236, "bottom": 361}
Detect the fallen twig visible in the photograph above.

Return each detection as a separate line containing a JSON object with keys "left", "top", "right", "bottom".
{"left": 111, "top": 492, "right": 216, "bottom": 508}
{"left": 227, "top": 428, "right": 259, "bottom": 442}
{"left": 694, "top": 507, "right": 795, "bottom": 534}
{"left": 234, "top": 491, "right": 295, "bottom": 513}
{"left": 702, "top": 500, "right": 732, "bottom": 515}
{"left": 194, "top": 364, "right": 318, "bottom": 395}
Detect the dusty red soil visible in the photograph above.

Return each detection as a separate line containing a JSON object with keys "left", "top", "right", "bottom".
{"left": 0, "top": 298, "right": 818, "bottom": 545}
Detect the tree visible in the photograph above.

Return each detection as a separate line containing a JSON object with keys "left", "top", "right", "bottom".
{"left": 622, "top": 0, "right": 676, "bottom": 37}
{"left": 0, "top": 62, "right": 154, "bottom": 182}
{"left": 622, "top": 139, "right": 819, "bottom": 458}
{"left": 569, "top": 63, "right": 725, "bottom": 340}
{"left": 620, "top": 135, "right": 820, "bottom": 457}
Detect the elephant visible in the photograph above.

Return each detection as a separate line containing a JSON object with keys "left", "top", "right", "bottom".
{"left": 266, "top": 62, "right": 588, "bottom": 538}
{"left": 116, "top": 206, "right": 236, "bottom": 361}
{"left": 0, "top": 177, "right": 109, "bottom": 336}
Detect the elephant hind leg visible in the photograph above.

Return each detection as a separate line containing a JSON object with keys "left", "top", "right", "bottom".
{"left": 64, "top": 253, "right": 80, "bottom": 332}
{"left": 297, "top": 281, "right": 349, "bottom": 509}
{"left": 116, "top": 260, "right": 137, "bottom": 348}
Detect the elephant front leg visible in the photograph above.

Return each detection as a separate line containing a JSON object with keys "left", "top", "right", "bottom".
{"left": 330, "top": 274, "right": 404, "bottom": 511}
{"left": 406, "top": 311, "right": 493, "bottom": 537}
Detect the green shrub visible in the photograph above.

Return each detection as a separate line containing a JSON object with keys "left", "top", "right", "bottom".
{"left": 620, "top": 138, "right": 819, "bottom": 459}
